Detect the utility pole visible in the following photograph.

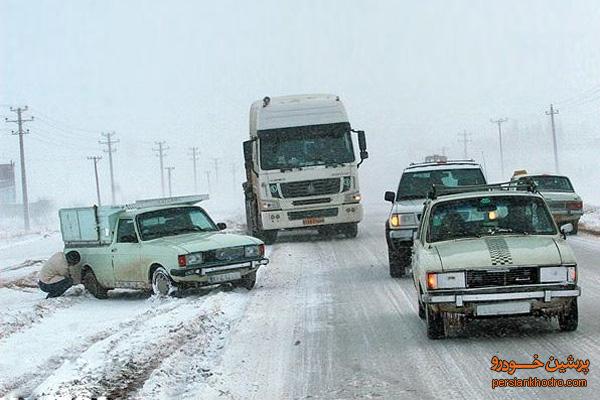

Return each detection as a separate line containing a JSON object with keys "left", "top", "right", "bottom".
{"left": 212, "top": 158, "right": 220, "bottom": 186}
{"left": 153, "top": 141, "right": 168, "bottom": 197}
{"left": 165, "top": 166, "right": 175, "bottom": 197}
{"left": 189, "top": 147, "right": 200, "bottom": 193}
{"left": 457, "top": 130, "right": 472, "bottom": 159}
{"left": 490, "top": 118, "right": 508, "bottom": 178}
{"left": 205, "top": 170, "right": 212, "bottom": 194}
{"left": 87, "top": 156, "right": 102, "bottom": 206}
{"left": 5, "top": 106, "right": 33, "bottom": 230}
{"left": 99, "top": 132, "right": 119, "bottom": 205}
{"left": 545, "top": 104, "right": 560, "bottom": 173}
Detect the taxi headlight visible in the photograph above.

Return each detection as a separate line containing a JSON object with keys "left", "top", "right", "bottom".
{"left": 427, "top": 272, "right": 465, "bottom": 289}
{"left": 186, "top": 252, "right": 203, "bottom": 266}
{"left": 245, "top": 245, "right": 260, "bottom": 258}
{"left": 389, "top": 213, "right": 417, "bottom": 228}
{"left": 540, "top": 266, "right": 574, "bottom": 283}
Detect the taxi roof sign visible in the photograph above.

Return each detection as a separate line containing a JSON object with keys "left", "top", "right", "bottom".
{"left": 512, "top": 169, "right": 528, "bottom": 177}
{"left": 125, "top": 194, "right": 209, "bottom": 210}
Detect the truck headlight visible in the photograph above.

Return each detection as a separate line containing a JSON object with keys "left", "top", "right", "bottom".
{"left": 540, "top": 266, "right": 576, "bottom": 283}
{"left": 344, "top": 192, "right": 361, "bottom": 203}
{"left": 389, "top": 213, "right": 417, "bottom": 228}
{"left": 261, "top": 200, "right": 281, "bottom": 210}
{"left": 342, "top": 176, "right": 353, "bottom": 192}
{"left": 269, "top": 183, "right": 281, "bottom": 198}
{"left": 426, "top": 272, "right": 465, "bottom": 289}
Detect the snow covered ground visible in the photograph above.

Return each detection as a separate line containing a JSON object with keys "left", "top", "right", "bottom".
{"left": 1, "top": 205, "right": 599, "bottom": 399}
{"left": 580, "top": 205, "right": 600, "bottom": 232}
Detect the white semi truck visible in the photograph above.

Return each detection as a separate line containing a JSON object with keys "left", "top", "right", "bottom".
{"left": 242, "top": 94, "right": 368, "bottom": 244}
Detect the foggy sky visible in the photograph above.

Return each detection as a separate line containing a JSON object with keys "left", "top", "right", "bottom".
{"left": 2, "top": 0, "right": 600, "bottom": 213}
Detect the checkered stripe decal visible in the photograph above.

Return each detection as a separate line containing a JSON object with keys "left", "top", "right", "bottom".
{"left": 485, "top": 238, "right": 513, "bottom": 266}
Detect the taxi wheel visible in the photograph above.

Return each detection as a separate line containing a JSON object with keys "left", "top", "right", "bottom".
{"left": 389, "top": 247, "right": 410, "bottom": 278}
{"left": 558, "top": 298, "right": 578, "bottom": 332}
{"left": 571, "top": 222, "right": 579, "bottom": 235}
{"left": 83, "top": 270, "right": 108, "bottom": 299}
{"left": 237, "top": 271, "right": 257, "bottom": 290}
{"left": 152, "top": 267, "right": 179, "bottom": 297}
{"left": 426, "top": 305, "right": 446, "bottom": 339}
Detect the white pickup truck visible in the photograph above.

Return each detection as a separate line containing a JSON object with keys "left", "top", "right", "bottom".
{"left": 59, "top": 195, "right": 268, "bottom": 298}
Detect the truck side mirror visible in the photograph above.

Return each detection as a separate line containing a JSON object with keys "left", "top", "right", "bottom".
{"left": 384, "top": 191, "right": 396, "bottom": 203}
{"left": 357, "top": 131, "right": 367, "bottom": 151}
{"left": 243, "top": 140, "right": 253, "bottom": 165}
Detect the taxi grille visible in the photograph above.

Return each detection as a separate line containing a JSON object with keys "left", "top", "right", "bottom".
{"left": 466, "top": 267, "right": 538, "bottom": 288}
{"left": 203, "top": 246, "right": 245, "bottom": 263}
{"left": 280, "top": 178, "right": 340, "bottom": 198}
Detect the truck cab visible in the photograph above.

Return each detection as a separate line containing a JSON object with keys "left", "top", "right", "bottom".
{"left": 384, "top": 159, "right": 486, "bottom": 277}
{"left": 242, "top": 94, "right": 368, "bottom": 243}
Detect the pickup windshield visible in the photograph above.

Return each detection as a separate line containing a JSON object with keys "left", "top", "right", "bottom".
{"left": 428, "top": 195, "right": 557, "bottom": 243}
{"left": 258, "top": 122, "right": 355, "bottom": 170}
{"left": 518, "top": 176, "right": 574, "bottom": 192}
{"left": 396, "top": 168, "right": 486, "bottom": 200}
{"left": 137, "top": 207, "right": 217, "bottom": 240}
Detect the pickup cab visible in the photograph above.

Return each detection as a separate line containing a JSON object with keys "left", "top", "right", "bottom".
{"left": 412, "top": 183, "right": 580, "bottom": 339}
{"left": 59, "top": 195, "right": 268, "bottom": 298}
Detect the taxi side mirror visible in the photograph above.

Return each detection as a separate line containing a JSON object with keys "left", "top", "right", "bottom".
{"left": 560, "top": 223, "right": 573, "bottom": 238}
{"left": 384, "top": 191, "right": 396, "bottom": 203}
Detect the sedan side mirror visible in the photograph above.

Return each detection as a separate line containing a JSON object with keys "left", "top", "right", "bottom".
{"left": 560, "top": 223, "right": 573, "bottom": 238}
{"left": 217, "top": 222, "right": 227, "bottom": 231}
{"left": 384, "top": 191, "right": 396, "bottom": 203}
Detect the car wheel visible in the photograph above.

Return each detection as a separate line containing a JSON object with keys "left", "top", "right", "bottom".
{"left": 234, "top": 271, "right": 257, "bottom": 290}
{"left": 558, "top": 298, "right": 578, "bottom": 332}
{"left": 426, "top": 305, "right": 446, "bottom": 339}
{"left": 571, "top": 221, "right": 579, "bottom": 235}
{"left": 152, "top": 267, "right": 179, "bottom": 297}
{"left": 83, "top": 270, "right": 108, "bottom": 299}
{"left": 389, "top": 246, "right": 411, "bottom": 278}
{"left": 418, "top": 289, "right": 426, "bottom": 319}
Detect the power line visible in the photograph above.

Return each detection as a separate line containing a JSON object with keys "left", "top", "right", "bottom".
{"left": 545, "top": 104, "right": 560, "bottom": 173}
{"left": 153, "top": 141, "right": 169, "bottom": 197}
{"left": 490, "top": 118, "right": 508, "bottom": 178}
{"left": 99, "top": 132, "right": 119, "bottom": 205}
{"left": 87, "top": 156, "right": 102, "bottom": 206}
{"left": 5, "top": 106, "right": 33, "bottom": 230}
{"left": 189, "top": 146, "right": 200, "bottom": 193}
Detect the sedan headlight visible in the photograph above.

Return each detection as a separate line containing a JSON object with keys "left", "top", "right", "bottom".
{"left": 426, "top": 272, "right": 466, "bottom": 289}
{"left": 261, "top": 200, "right": 281, "bottom": 210}
{"left": 389, "top": 213, "right": 417, "bottom": 228}
{"left": 540, "top": 266, "right": 576, "bottom": 283}
{"left": 178, "top": 252, "right": 203, "bottom": 267}
{"left": 245, "top": 245, "right": 259, "bottom": 258}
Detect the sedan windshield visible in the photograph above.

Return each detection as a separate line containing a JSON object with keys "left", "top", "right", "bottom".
{"left": 397, "top": 168, "right": 486, "bottom": 200}
{"left": 428, "top": 195, "right": 556, "bottom": 242}
{"left": 137, "top": 207, "right": 217, "bottom": 240}
{"left": 259, "top": 122, "right": 355, "bottom": 170}
{"left": 519, "top": 176, "right": 574, "bottom": 192}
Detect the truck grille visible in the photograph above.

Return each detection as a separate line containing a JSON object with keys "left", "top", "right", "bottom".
{"left": 280, "top": 178, "right": 340, "bottom": 198}
{"left": 466, "top": 267, "right": 538, "bottom": 288}
{"left": 292, "top": 198, "right": 332, "bottom": 206}
{"left": 288, "top": 208, "right": 339, "bottom": 220}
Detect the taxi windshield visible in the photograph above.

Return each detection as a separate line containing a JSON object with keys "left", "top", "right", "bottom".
{"left": 137, "top": 207, "right": 217, "bottom": 240}
{"left": 428, "top": 195, "right": 557, "bottom": 242}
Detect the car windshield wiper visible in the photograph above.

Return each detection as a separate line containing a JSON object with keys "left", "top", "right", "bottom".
{"left": 397, "top": 194, "right": 425, "bottom": 200}
{"left": 486, "top": 227, "right": 530, "bottom": 236}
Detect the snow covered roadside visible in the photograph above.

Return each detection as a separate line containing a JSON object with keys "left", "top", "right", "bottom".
{"left": 579, "top": 205, "right": 600, "bottom": 233}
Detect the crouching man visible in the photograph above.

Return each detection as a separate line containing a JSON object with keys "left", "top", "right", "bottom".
{"left": 38, "top": 251, "right": 80, "bottom": 298}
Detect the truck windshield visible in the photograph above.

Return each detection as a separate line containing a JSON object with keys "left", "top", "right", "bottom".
{"left": 258, "top": 122, "right": 355, "bottom": 170}
{"left": 428, "top": 195, "right": 556, "bottom": 243}
{"left": 519, "top": 176, "right": 574, "bottom": 192}
{"left": 396, "top": 168, "right": 486, "bottom": 200}
{"left": 137, "top": 207, "right": 217, "bottom": 240}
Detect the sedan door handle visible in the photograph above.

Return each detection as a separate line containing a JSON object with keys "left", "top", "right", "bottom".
{"left": 111, "top": 248, "right": 117, "bottom": 253}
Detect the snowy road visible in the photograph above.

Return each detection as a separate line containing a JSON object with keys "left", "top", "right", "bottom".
{"left": 0, "top": 206, "right": 598, "bottom": 399}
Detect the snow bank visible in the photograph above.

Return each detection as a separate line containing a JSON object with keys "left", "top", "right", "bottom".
{"left": 580, "top": 205, "right": 600, "bottom": 232}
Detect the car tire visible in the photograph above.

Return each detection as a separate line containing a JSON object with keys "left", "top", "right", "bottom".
{"left": 152, "top": 267, "right": 179, "bottom": 297}
{"left": 558, "top": 298, "right": 578, "bottom": 332}
{"left": 234, "top": 271, "right": 257, "bottom": 290}
{"left": 426, "top": 305, "right": 445, "bottom": 339}
{"left": 571, "top": 221, "right": 579, "bottom": 235}
{"left": 83, "top": 269, "right": 109, "bottom": 299}
{"left": 389, "top": 246, "right": 411, "bottom": 278}
{"left": 418, "top": 288, "right": 426, "bottom": 320}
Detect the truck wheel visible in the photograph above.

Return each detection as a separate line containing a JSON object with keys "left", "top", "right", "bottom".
{"left": 558, "top": 298, "right": 578, "bottom": 331}
{"left": 426, "top": 305, "right": 446, "bottom": 339}
{"left": 343, "top": 223, "right": 358, "bottom": 238}
{"left": 83, "top": 270, "right": 108, "bottom": 299}
{"left": 152, "top": 267, "right": 179, "bottom": 297}
{"left": 571, "top": 221, "right": 579, "bottom": 235}
{"left": 261, "top": 230, "right": 277, "bottom": 245}
{"left": 389, "top": 246, "right": 411, "bottom": 278}
{"left": 234, "top": 271, "right": 257, "bottom": 290}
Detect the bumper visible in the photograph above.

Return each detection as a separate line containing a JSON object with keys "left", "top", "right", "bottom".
{"left": 423, "top": 287, "right": 580, "bottom": 316}
{"left": 260, "top": 203, "right": 363, "bottom": 230}
{"left": 552, "top": 212, "right": 582, "bottom": 223}
{"left": 170, "top": 257, "right": 269, "bottom": 283}
{"left": 388, "top": 228, "right": 417, "bottom": 241}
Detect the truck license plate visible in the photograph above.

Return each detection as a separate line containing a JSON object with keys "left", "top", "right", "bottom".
{"left": 303, "top": 217, "right": 325, "bottom": 225}
{"left": 208, "top": 271, "right": 241, "bottom": 284}
{"left": 476, "top": 301, "right": 531, "bottom": 316}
